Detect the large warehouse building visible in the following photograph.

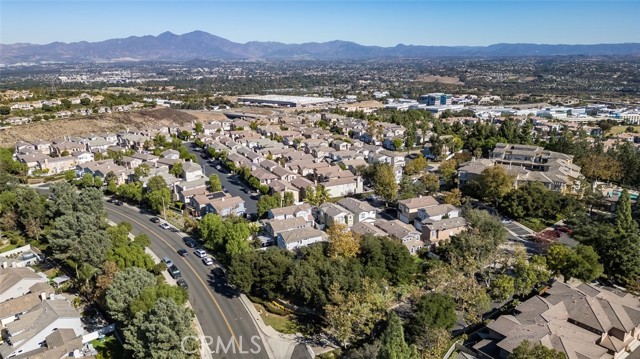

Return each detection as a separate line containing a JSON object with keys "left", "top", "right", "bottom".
{"left": 237, "top": 95, "right": 335, "bottom": 108}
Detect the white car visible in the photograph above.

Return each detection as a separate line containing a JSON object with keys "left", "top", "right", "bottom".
{"left": 159, "top": 222, "right": 171, "bottom": 230}
{"left": 202, "top": 257, "right": 214, "bottom": 266}
{"left": 194, "top": 249, "right": 207, "bottom": 258}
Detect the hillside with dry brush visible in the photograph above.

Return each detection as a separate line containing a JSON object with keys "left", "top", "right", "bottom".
{"left": 0, "top": 108, "right": 197, "bottom": 148}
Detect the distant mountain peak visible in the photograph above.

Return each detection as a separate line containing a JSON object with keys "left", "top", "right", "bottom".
{"left": 1, "top": 30, "right": 639, "bottom": 64}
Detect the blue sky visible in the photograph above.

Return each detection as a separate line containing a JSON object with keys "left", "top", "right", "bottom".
{"left": 1, "top": 1, "right": 639, "bottom": 45}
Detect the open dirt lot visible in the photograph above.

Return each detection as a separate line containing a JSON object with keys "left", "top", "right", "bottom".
{"left": 0, "top": 108, "right": 196, "bottom": 148}
{"left": 418, "top": 75, "right": 464, "bottom": 85}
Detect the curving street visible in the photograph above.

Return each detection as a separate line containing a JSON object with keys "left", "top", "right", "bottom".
{"left": 104, "top": 202, "right": 270, "bottom": 358}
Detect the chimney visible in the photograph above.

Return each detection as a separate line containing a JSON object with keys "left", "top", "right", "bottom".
{"left": 40, "top": 292, "right": 47, "bottom": 301}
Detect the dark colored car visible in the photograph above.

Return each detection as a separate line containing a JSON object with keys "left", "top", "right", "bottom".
{"left": 185, "top": 240, "right": 196, "bottom": 248}
{"left": 212, "top": 267, "right": 225, "bottom": 278}
{"left": 150, "top": 217, "right": 161, "bottom": 223}
{"left": 113, "top": 200, "right": 123, "bottom": 206}
{"left": 168, "top": 265, "right": 181, "bottom": 279}
{"left": 177, "top": 279, "right": 188, "bottom": 289}
{"left": 177, "top": 249, "right": 188, "bottom": 256}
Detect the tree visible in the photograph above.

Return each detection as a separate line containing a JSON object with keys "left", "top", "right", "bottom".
{"left": 443, "top": 188, "right": 462, "bottom": 206}
{"left": 374, "top": 163, "right": 398, "bottom": 205}
{"left": 325, "top": 278, "right": 392, "bottom": 347}
{"left": 490, "top": 274, "right": 515, "bottom": 301}
{"left": 439, "top": 160, "right": 457, "bottom": 187}
{"left": 106, "top": 267, "right": 156, "bottom": 324}
{"left": 546, "top": 244, "right": 603, "bottom": 282}
{"left": 615, "top": 189, "right": 637, "bottom": 233}
{"left": 169, "top": 161, "right": 183, "bottom": 178}
{"left": 80, "top": 98, "right": 91, "bottom": 106}
{"left": 580, "top": 154, "right": 623, "bottom": 182}
{"left": 419, "top": 173, "right": 440, "bottom": 194}
{"left": 407, "top": 293, "right": 456, "bottom": 338}
{"left": 392, "top": 138, "right": 404, "bottom": 151}
{"left": 123, "top": 298, "right": 198, "bottom": 359}
{"left": 304, "top": 184, "right": 331, "bottom": 206}
{"left": 283, "top": 191, "right": 295, "bottom": 207}
{"left": 209, "top": 174, "right": 222, "bottom": 192}
{"left": 129, "top": 282, "right": 188, "bottom": 315}
{"left": 377, "top": 312, "right": 417, "bottom": 359}
{"left": 404, "top": 154, "right": 428, "bottom": 175}
{"left": 510, "top": 341, "right": 566, "bottom": 359}
{"left": 194, "top": 122, "right": 204, "bottom": 134}
{"left": 0, "top": 106, "right": 10, "bottom": 115}
{"left": 257, "top": 193, "right": 281, "bottom": 218}
{"left": 133, "top": 163, "right": 151, "bottom": 181}
{"left": 513, "top": 255, "right": 550, "bottom": 296}
{"left": 473, "top": 166, "right": 514, "bottom": 206}
{"left": 95, "top": 261, "right": 119, "bottom": 304}
{"left": 327, "top": 223, "right": 361, "bottom": 259}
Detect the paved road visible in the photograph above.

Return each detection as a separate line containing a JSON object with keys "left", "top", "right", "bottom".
{"left": 186, "top": 145, "right": 259, "bottom": 216}
{"left": 105, "top": 203, "right": 269, "bottom": 358}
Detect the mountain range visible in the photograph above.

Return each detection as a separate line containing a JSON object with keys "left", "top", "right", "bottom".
{"left": 2, "top": 31, "right": 639, "bottom": 63}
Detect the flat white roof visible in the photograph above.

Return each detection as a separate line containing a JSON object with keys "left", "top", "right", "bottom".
{"left": 237, "top": 94, "right": 335, "bottom": 105}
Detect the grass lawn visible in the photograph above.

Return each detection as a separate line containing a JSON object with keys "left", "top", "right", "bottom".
{"left": 254, "top": 303, "right": 300, "bottom": 334}
{"left": 92, "top": 336, "right": 126, "bottom": 359}
{"left": 0, "top": 244, "right": 18, "bottom": 253}
{"left": 607, "top": 126, "right": 640, "bottom": 135}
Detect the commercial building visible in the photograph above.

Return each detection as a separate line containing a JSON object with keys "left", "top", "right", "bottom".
{"left": 419, "top": 93, "right": 452, "bottom": 107}
{"left": 236, "top": 95, "right": 335, "bottom": 108}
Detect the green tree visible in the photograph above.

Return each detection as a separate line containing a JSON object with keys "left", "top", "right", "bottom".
{"left": 473, "top": 166, "right": 514, "bottom": 206}
{"left": 304, "top": 184, "right": 331, "bottom": 206}
{"left": 123, "top": 298, "right": 198, "bottom": 359}
{"left": 419, "top": 173, "right": 440, "bottom": 194}
{"left": 209, "top": 174, "right": 222, "bottom": 192}
{"left": 408, "top": 293, "right": 456, "bottom": 338}
{"left": 257, "top": 193, "right": 281, "bottom": 218}
{"left": 439, "top": 159, "right": 457, "bottom": 187}
{"left": 546, "top": 244, "right": 603, "bottom": 282}
{"left": 169, "top": 161, "right": 183, "bottom": 178}
{"left": 194, "top": 122, "right": 204, "bottom": 134}
{"left": 510, "top": 341, "right": 566, "bottom": 359}
{"left": 0, "top": 106, "right": 10, "bottom": 115}
{"left": 106, "top": 267, "right": 156, "bottom": 324}
{"left": 490, "top": 274, "right": 515, "bottom": 301}
{"left": 129, "top": 283, "right": 188, "bottom": 315}
{"left": 282, "top": 192, "right": 295, "bottom": 207}
{"left": 377, "top": 312, "right": 417, "bottom": 359}
{"left": 133, "top": 163, "right": 151, "bottom": 181}
{"left": 404, "top": 154, "right": 428, "bottom": 175}
{"left": 374, "top": 163, "right": 398, "bottom": 205}
{"left": 615, "top": 189, "right": 637, "bottom": 233}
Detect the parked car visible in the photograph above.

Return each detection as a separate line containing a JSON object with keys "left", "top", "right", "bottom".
{"left": 159, "top": 222, "right": 171, "bottom": 230}
{"left": 177, "top": 279, "right": 188, "bottom": 289}
{"left": 177, "top": 249, "right": 188, "bottom": 257}
{"left": 185, "top": 240, "right": 196, "bottom": 248}
{"left": 202, "top": 257, "right": 214, "bottom": 266}
{"left": 211, "top": 267, "right": 225, "bottom": 278}
{"left": 194, "top": 249, "right": 207, "bottom": 258}
{"left": 162, "top": 256, "right": 173, "bottom": 268}
{"left": 215, "top": 165, "right": 222, "bottom": 170}
{"left": 150, "top": 217, "right": 161, "bottom": 223}
{"left": 168, "top": 265, "right": 181, "bottom": 279}
{"left": 113, "top": 200, "right": 123, "bottom": 206}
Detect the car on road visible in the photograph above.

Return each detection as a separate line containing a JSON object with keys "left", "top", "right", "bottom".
{"left": 185, "top": 240, "right": 196, "bottom": 248}
{"left": 162, "top": 256, "right": 173, "bottom": 268}
{"left": 177, "top": 249, "right": 189, "bottom": 256}
{"left": 113, "top": 200, "right": 123, "bottom": 206}
{"left": 211, "top": 267, "right": 225, "bottom": 278}
{"left": 194, "top": 249, "right": 207, "bottom": 258}
{"left": 202, "top": 257, "right": 214, "bottom": 266}
{"left": 168, "top": 265, "right": 181, "bottom": 279}
{"left": 215, "top": 165, "right": 221, "bottom": 170}
{"left": 150, "top": 217, "right": 161, "bottom": 223}
{"left": 159, "top": 222, "right": 171, "bottom": 230}
{"left": 177, "top": 279, "right": 188, "bottom": 289}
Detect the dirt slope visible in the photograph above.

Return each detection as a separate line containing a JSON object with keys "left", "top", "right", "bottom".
{"left": 0, "top": 108, "right": 196, "bottom": 148}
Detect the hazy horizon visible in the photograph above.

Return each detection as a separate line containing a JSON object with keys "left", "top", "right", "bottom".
{"left": 1, "top": 1, "right": 639, "bottom": 46}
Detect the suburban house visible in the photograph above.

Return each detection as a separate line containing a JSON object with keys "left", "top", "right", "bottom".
{"left": 36, "top": 156, "right": 76, "bottom": 175}
{"left": 351, "top": 221, "right": 388, "bottom": 237}
{"left": 251, "top": 168, "right": 278, "bottom": 185}
{"left": 160, "top": 149, "right": 180, "bottom": 159}
{"left": 336, "top": 198, "right": 377, "bottom": 224}
{"left": 0, "top": 267, "right": 48, "bottom": 303}
{"left": 0, "top": 298, "right": 83, "bottom": 359}
{"left": 318, "top": 202, "right": 354, "bottom": 228}
{"left": 72, "top": 151, "right": 94, "bottom": 164}
{"left": 397, "top": 195, "right": 439, "bottom": 224}
{"left": 181, "top": 162, "right": 204, "bottom": 181}
{"left": 277, "top": 228, "right": 327, "bottom": 251}
{"left": 414, "top": 204, "right": 460, "bottom": 231}
{"left": 205, "top": 195, "right": 246, "bottom": 217}
{"left": 268, "top": 203, "right": 313, "bottom": 221}
{"left": 264, "top": 217, "right": 313, "bottom": 238}
{"left": 421, "top": 217, "right": 467, "bottom": 248}
{"left": 268, "top": 180, "right": 300, "bottom": 204}
{"left": 374, "top": 219, "right": 425, "bottom": 254}
{"left": 471, "top": 280, "right": 640, "bottom": 359}
{"left": 323, "top": 176, "right": 364, "bottom": 198}
{"left": 0, "top": 283, "right": 54, "bottom": 327}
{"left": 77, "top": 159, "right": 130, "bottom": 184}
{"left": 50, "top": 141, "right": 85, "bottom": 156}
